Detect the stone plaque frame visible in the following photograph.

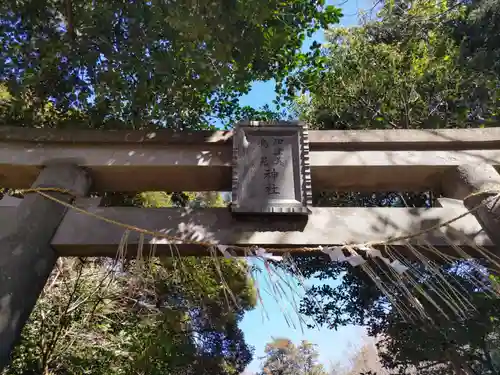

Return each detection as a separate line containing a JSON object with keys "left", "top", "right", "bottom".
{"left": 231, "top": 121, "right": 312, "bottom": 215}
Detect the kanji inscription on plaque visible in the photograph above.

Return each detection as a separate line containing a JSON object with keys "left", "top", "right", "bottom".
{"left": 231, "top": 121, "right": 312, "bottom": 215}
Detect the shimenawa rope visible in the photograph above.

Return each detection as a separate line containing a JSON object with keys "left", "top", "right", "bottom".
{"left": 16, "top": 187, "right": 500, "bottom": 255}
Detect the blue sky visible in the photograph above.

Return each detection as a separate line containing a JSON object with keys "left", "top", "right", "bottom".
{"left": 240, "top": 261, "right": 366, "bottom": 373}
{"left": 238, "top": 0, "right": 369, "bottom": 111}
{"left": 238, "top": 1, "right": 370, "bottom": 373}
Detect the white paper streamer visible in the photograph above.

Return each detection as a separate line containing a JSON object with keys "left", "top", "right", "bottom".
{"left": 390, "top": 260, "right": 409, "bottom": 274}
{"left": 345, "top": 248, "right": 367, "bottom": 267}
{"left": 320, "top": 246, "right": 348, "bottom": 262}
{"left": 321, "top": 246, "right": 366, "bottom": 266}
{"left": 255, "top": 247, "right": 283, "bottom": 262}
{"left": 320, "top": 244, "right": 409, "bottom": 274}
{"left": 347, "top": 254, "right": 366, "bottom": 266}
{"left": 356, "top": 245, "right": 371, "bottom": 252}
{"left": 216, "top": 243, "right": 409, "bottom": 275}
{"left": 359, "top": 245, "right": 409, "bottom": 274}
{"left": 365, "top": 247, "right": 391, "bottom": 265}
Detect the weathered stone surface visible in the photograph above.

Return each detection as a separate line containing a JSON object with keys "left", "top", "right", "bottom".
{"left": 0, "top": 164, "right": 90, "bottom": 370}
{"left": 231, "top": 122, "right": 312, "bottom": 214}
{"left": 2, "top": 141, "right": 500, "bottom": 192}
{"left": 441, "top": 164, "right": 500, "bottom": 251}
{"left": 43, "top": 206, "right": 491, "bottom": 258}
{"left": 3, "top": 125, "right": 500, "bottom": 149}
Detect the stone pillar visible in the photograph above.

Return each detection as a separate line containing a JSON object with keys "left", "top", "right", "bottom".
{"left": 441, "top": 164, "right": 500, "bottom": 249}
{"left": 0, "top": 164, "right": 90, "bottom": 370}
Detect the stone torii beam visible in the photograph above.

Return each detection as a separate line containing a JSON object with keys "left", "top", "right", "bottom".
{"left": 0, "top": 196, "right": 493, "bottom": 258}
{"left": 1, "top": 126, "right": 500, "bottom": 193}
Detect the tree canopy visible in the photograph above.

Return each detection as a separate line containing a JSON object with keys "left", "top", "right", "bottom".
{"left": 258, "top": 338, "right": 328, "bottom": 375}
{"left": 0, "top": 0, "right": 340, "bottom": 129}
{"left": 291, "top": 0, "right": 500, "bottom": 130}
{"left": 452, "top": 0, "right": 500, "bottom": 77}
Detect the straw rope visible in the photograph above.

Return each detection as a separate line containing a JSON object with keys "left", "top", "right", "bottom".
{"left": 19, "top": 187, "right": 500, "bottom": 324}
{"left": 17, "top": 187, "right": 500, "bottom": 254}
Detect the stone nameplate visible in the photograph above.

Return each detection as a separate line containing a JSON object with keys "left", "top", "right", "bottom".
{"left": 231, "top": 121, "right": 312, "bottom": 215}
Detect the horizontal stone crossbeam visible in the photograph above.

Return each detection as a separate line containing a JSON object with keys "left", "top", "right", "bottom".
{"left": 1, "top": 126, "right": 500, "bottom": 192}
{"left": 0, "top": 200, "right": 490, "bottom": 258}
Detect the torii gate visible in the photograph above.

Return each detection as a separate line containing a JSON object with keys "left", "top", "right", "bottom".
{"left": 0, "top": 122, "right": 499, "bottom": 369}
